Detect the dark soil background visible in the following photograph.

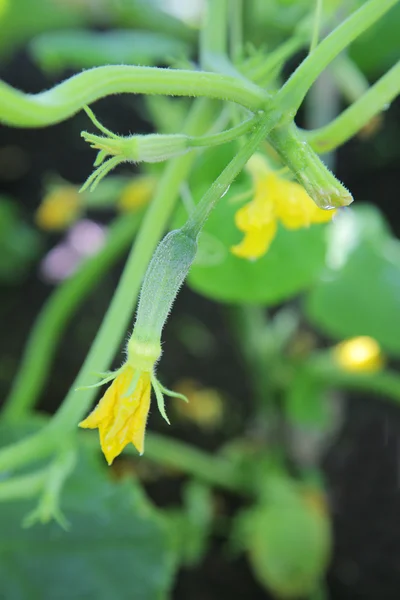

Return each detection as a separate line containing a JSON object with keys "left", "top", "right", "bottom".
{"left": 1, "top": 51, "right": 400, "bottom": 600}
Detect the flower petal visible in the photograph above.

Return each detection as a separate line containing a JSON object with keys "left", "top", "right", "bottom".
{"left": 231, "top": 220, "right": 277, "bottom": 260}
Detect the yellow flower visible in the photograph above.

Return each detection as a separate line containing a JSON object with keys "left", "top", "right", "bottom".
{"left": 79, "top": 337, "right": 186, "bottom": 465}
{"left": 118, "top": 175, "right": 156, "bottom": 212}
{"left": 35, "top": 186, "right": 80, "bottom": 231}
{"left": 172, "top": 378, "right": 224, "bottom": 430}
{"left": 231, "top": 155, "right": 335, "bottom": 260}
{"left": 79, "top": 365, "right": 151, "bottom": 465}
{"left": 333, "top": 336, "right": 384, "bottom": 373}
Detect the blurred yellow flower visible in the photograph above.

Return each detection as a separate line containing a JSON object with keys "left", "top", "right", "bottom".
{"left": 79, "top": 365, "right": 151, "bottom": 465}
{"left": 173, "top": 378, "right": 224, "bottom": 430}
{"left": 118, "top": 175, "right": 156, "bottom": 212}
{"left": 35, "top": 186, "right": 80, "bottom": 231}
{"left": 333, "top": 336, "right": 384, "bottom": 373}
{"left": 231, "top": 155, "right": 335, "bottom": 260}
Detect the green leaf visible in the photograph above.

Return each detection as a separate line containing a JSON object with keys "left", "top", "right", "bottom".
{"left": 0, "top": 429, "right": 177, "bottom": 600}
{"left": 244, "top": 475, "right": 331, "bottom": 599}
{"left": 305, "top": 204, "right": 400, "bottom": 356}
{"left": 350, "top": 3, "right": 400, "bottom": 76}
{"left": 181, "top": 182, "right": 328, "bottom": 305}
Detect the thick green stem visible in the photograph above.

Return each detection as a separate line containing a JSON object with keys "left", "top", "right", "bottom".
{"left": 144, "top": 433, "right": 245, "bottom": 493}
{"left": 200, "top": 0, "right": 228, "bottom": 65}
{"left": 0, "top": 471, "right": 47, "bottom": 501}
{"left": 114, "top": 0, "right": 194, "bottom": 43}
{"left": 331, "top": 54, "right": 370, "bottom": 104}
{"left": 0, "top": 65, "right": 268, "bottom": 127}
{"left": 305, "top": 67, "right": 340, "bottom": 169}
{"left": 309, "top": 0, "right": 323, "bottom": 53}
{"left": 311, "top": 354, "right": 400, "bottom": 402}
{"left": 183, "top": 114, "right": 278, "bottom": 237}
{"left": 0, "top": 99, "right": 213, "bottom": 473}
{"left": 200, "top": 0, "right": 245, "bottom": 81}
{"left": 276, "top": 0, "right": 399, "bottom": 117}
{"left": 190, "top": 115, "right": 260, "bottom": 148}
{"left": 244, "top": 36, "right": 305, "bottom": 86}
{"left": 229, "top": 306, "right": 274, "bottom": 410}
{"left": 230, "top": 0, "right": 244, "bottom": 61}
{"left": 2, "top": 213, "right": 142, "bottom": 421}
{"left": 306, "top": 60, "right": 400, "bottom": 153}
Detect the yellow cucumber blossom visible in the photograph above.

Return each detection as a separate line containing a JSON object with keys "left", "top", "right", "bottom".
{"left": 231, "top": 154, "right": 336, "bottom": 260}
{"left": 333, "top": 336, "right": 384, "bottom": 373}
{"left": 79, "top": 339, "right": 180, "bottom": 465}
{"left": 35, "top": 185, "right": 81, "bottom": 231}
{"left": 79, "top": 228, "right": 197, "bottom": 464}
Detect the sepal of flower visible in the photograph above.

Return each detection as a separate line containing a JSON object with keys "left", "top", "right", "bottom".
{"left": 80, "top": 106, "right": 190, "bottom": 192}
{"left": 79, "top": 337, "right": 187, "bottom": 465}
{"left": 231, "top": 154, "right": 336, "bottom": 260}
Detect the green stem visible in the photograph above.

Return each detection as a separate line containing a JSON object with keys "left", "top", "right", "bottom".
{"left": 113, "top": 0, "right": 195, "bottom": 43}
{"left": 331, "top": 54, "right": 370, "bottom": 104}
{"left": 306, "top": 60, "right": 400, "bottom": 153}
{"left": 309, "top": 0, "right": 323, "bottom": 53}
{"left": 83, "top": 430, "right": 247, "bottom": 493}
{"left": 144, "top": 433, "right": 245, "bottom": 493}
{"left": 311, "top": 354, "right": 400, "bottom": 402}
{"left": 200, "top": 0, "right": 245, "bottom": 81}
{"left": 200, "top": 0, "right": 228, "bottom": 65}
{"left": 244, "top": 36, "right": 306, "bottom": 86}
{"left": 183, "top": 114, "right": 277, "bottom": 237}
{"left": 2, "top": 213, "right": 142, "bottom": 421}
{"left": 229, "top": 306, "right": 274, "bottom": 410}
{"left": 0, "top": 65, "right": 268, "bottom": 128}
{"left": 230, "top": 0, "right": 244, "bottom": 61}
{"left": 304, "top": 67, "right": 340, "bottom": 169}
{"left": 0, "top": 99, "right": 213, "bottom": 473}
{"left": 0, "top": 470, "right": 47, "bottom": 501}
{"left": 189, "top": 115, "right": 260, "bottom": 147}
{"left": 276, "top": 0, "right": 399, "bottom": 117}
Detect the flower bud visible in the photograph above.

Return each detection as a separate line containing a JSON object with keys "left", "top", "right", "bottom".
{"left": 269, "top": 124, "right": 353, "bottom": 209}
{"left": 80, "top": 106, "right": 190, "bottom": 191}
{"left": 132, "top": 228, "right": 197, "bottom": 346}
{"left": 134, "top": 134, "right": 190, "bottom": 163}
{"left": 333, "top": 336, "right": 383, "bottom": 373}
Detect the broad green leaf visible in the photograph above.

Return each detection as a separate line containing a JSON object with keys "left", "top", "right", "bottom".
{"left": 181, "top": 183, "right": 329, "bottom": 305}
{"left": 240, "top": 475, "right": 331, "bottom": 599}
{"left": 305, "top": 205, "right": 400, "bottom": 356}
{"left": 350, "top": 3, "right": 400, "bottom": 76}
{"left": 0, "top": 429, "right": 176, "bottom": 600}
